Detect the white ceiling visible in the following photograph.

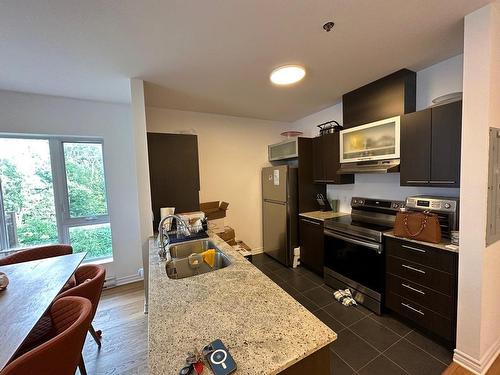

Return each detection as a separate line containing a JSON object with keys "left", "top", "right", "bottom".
{"left": 0, "top": 0, "right": 491, "bottom": 121}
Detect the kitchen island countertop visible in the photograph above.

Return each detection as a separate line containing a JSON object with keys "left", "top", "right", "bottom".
{"left": 148, "top": 232, "right": 337, "bottom": 375}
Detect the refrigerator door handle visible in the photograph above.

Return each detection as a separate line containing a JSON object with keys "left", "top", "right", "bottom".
{"left": 263, "top": 199, "right": 286, "bottom": 205}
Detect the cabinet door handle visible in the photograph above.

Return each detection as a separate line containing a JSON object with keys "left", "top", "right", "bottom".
{"left": 406, "top": 180, "right": 429, "bottom": 184}
{"left": 402, "top": 245, "right": 426, "bottom": 253}
{"left": 401, "top": 302, "right": 425, "bottom": 316}
{"left": 301, "top": 219, "right": 321, "bottom": 226}
{"left": 430, "top": 180, "right": 456, "bottom": 184}
{"left": 402, "top": 283, "right": 426, "bottom": 295}
{"left": 402, "top": 264, "right": 426, "bottom": 274}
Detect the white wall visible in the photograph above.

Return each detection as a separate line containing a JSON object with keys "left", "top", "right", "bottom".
{"left": 0, "top": 90, "right": 143, "bottom": 284}
{"left": 326, "top": 174, "right": 459, "bottom": 212}
{"left": 291, "top": 55, "right": 464, "bottom": 211}
{"left": 130, "top": 79, "right": 153, "bottom": 309}
{"left": 455, "top": 3, "right": 500, "bottom": 373}
{"left": 146, "top": 107, "right": 290, "bottom": 251}
{"left": 416, "top": 55, "right": 464, "bottom": 110}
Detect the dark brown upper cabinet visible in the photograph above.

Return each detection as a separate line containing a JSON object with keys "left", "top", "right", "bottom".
{"left": 297, "top": 138, "right": 326, "bottom": 213}
{"left": 313, "top": 133, "right": 354, "bottom": 184}
{"left": 343, "top": 69, "right": 416, "bottom": 129}
{"left": 400, "top": 101, "right": 462, "bottom": 188}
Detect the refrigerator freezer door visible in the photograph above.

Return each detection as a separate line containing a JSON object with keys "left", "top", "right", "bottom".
{"left": 263, "top": 200, "right": 289, "bottom": 265}
{"left": 262, "top": 165, "right": 288, "bottom": 203}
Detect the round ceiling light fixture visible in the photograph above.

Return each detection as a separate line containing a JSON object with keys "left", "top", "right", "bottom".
{"left": 270, "top": 65, "right": 306, "bottom": 86}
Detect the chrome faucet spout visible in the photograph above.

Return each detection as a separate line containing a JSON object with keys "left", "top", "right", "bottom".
{"left": 157, "top": 214, "right": 190, "bottom": 260}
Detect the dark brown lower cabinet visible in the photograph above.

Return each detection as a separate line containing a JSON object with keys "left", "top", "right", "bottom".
{"left": 299, "top": 217, "right": 324, "bottom": 275}
{"left": 385, "top": 237, "right": 458, "bottom": 345}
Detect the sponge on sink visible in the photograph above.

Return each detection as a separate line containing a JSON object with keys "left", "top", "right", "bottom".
{"left": 200, "top": 249, "right": 216, "bottom": 268}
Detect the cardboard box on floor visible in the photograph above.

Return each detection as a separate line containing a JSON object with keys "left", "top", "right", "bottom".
{"left": 215, "top": 226, "right": 236, "bottom": 246}
{"left": 232, "top": 240, "right": 252, "bottom": 260}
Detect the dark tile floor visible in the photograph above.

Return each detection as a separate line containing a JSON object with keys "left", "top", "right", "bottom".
{"left": 251, "top": 253, "right": 453, "bottom": 375}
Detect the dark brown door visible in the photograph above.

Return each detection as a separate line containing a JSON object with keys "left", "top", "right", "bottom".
{"left": 400, "top": 109, "right": 432, "bottom": 186}
{"left": 147, "top": 133, "right": 200, "bottom": 230}
{"left": 430, "top": 101, "right": 462, "bottom": 187}
{"left": 299, "top": 218, "right": 324, "bottom": 275}
{"left": 312, "top": 136, "right": 324, "bottom": 182}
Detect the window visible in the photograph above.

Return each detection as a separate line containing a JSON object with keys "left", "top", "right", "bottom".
{"left": 0, "top": 136, "right": 112, "bottom": 261}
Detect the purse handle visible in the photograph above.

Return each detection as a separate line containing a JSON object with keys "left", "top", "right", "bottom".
{"left": 403, "top": 213, "right": 428, "bottom": 238}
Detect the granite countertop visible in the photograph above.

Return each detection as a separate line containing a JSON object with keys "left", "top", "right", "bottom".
{"left": 148, "top": 232, "right": 337, "bottom": 375}
{"left": 299, "top": 211, "right": 349, "bottom": 222}
{"left": 383, "top": 230, "right": 459, "bottom": 253}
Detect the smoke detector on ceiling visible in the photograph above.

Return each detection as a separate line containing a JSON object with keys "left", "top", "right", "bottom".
{"left": 323, "top": 21, "right": 335, "bottom": 32}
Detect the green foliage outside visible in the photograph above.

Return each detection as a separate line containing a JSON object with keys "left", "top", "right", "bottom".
{"left": 0, "top": 141, "right": 112, "bottom": 260}
{"left": 70, "top": 224, "right": 112, "bottom": 259}
{"left": 64, "top": 143, "right": 108, "bottom": 218}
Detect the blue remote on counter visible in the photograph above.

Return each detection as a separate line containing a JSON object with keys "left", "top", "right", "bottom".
{"left": 204, "top": 339, "right": 237, "bottom": 375}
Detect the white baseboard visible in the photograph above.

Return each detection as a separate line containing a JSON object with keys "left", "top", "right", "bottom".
{"left": 251, "top": 247, "right": 263, "bottom": 255}
{"left": 116, "top": 274, "right": 144, "bottom": 286}
{"left": 454, "top": 337, "right": 500, "bottom": 375}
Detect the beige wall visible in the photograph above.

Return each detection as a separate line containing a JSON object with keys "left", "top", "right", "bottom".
{"left": 455, "top": 2, "right": 500, "bottom": 373}
{"left": 145, "top": 107, "right": 290, "bottom": 251}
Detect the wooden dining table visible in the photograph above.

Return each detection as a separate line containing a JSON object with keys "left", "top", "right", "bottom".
{"left": 0, "top": 252, "right": 86, "bottom": 370}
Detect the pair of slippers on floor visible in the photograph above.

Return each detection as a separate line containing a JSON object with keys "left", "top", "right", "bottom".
{"left": 333, "top": 289, "right": 357, "bottom": 306}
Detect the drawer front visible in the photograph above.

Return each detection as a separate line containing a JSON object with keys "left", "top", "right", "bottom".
{"left": 386, "top": 292, "right": 453, "bottom": 341}
{"left": 386, "top": 273, "right": 453, "bottom": 318}
{"left": 387, "top": 255, "right": 453, "bottom": 296}
{"left": 385, "top": 237, "right": 456, "bottom": 273}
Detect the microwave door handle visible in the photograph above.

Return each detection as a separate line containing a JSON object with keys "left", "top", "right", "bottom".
{"left": 324, "top": 230, "right": 382, "bottom": 254}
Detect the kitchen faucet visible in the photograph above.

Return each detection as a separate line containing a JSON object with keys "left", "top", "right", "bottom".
{"left": 157, "top": 214, "right": 190, "bottom": 260}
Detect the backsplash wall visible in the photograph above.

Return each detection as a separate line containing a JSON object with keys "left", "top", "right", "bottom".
{"left": 326, "top": 173, "right": 460, "bottom": 212}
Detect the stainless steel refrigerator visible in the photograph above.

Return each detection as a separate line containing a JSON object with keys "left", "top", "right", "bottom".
{"left": 262, "top": 165, "right": 298, "bottom": 266}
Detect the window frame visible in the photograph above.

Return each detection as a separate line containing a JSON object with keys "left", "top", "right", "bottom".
{"left": 0, "top": 134, "right": 113, "bottom": 261}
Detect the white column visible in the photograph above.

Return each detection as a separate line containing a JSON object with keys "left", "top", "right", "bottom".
{"left": 455, "top": 2, "right": 500, "bottom": 374}
{"left": 130, "top": 79, "right": 153, "bottom": 312}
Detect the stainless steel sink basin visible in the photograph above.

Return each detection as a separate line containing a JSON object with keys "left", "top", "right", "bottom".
{"left": 169, "top": 239, "right": 219, "bottom": 259}
{"left": 165, "top": 240, "right": 231, "bottom": 279}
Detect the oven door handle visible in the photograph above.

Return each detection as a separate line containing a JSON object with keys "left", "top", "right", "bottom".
{"left": 324, "top": 229, "right": 382, "bottom": 254}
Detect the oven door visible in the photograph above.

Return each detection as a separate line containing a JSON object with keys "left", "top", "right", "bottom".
{"left": 324, "top": 229, "right": 384, "bottom": 294}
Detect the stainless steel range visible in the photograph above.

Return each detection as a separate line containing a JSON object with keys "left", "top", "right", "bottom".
{"left": 323, "top": 197, "right": 404, "bottom": 314}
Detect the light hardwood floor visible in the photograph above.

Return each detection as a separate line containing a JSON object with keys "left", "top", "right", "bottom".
{"left": 80, "top": 281, "right": 148, "bottom": 375}
{"left": 443, "top": 355, "right": 500, "bottom": 375}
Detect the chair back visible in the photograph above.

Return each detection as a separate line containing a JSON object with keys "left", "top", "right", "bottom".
{"left": 0, "top": 296, "right": 92, "bottom": 375}
{"left": 57, "top": 264, "right": 106, "bottom": 320}
{"left": 0, "top": 245, "right": 72, "bottom": 266}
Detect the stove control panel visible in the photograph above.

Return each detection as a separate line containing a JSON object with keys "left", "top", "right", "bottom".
{"left": 351, "top": 197, "right": 405, "bottom": 211}
{"left": 406, "top": 196, "right": 458, "bottom": 212}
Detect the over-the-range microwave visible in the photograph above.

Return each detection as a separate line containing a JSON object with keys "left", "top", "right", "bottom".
{"left": 339, "top": 116, "right": 401, "bottom": 163}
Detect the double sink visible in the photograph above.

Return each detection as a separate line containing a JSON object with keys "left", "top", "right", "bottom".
{"left": 164, "top": 239, "right": 231, "bottom": 279}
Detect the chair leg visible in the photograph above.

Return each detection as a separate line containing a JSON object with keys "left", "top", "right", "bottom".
{"left": 89, "top": 324, "right": 102, "bottom": 348}
{"left": 78, "top": 354, "right": 87, "bottom": 375}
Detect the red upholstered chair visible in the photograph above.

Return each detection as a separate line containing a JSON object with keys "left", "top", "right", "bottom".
{"left": 0, "top": 244, "right": 73, "bottom": 266}
{"left": 0, "top": 296, "right": 92, "bottom": 375}
{"left": 57, "top": 264, "right": 106, "bottom": 348}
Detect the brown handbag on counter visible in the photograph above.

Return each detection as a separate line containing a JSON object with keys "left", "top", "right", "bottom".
{"left": 394, "top": 211, "right": 442, "bottom": 244}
